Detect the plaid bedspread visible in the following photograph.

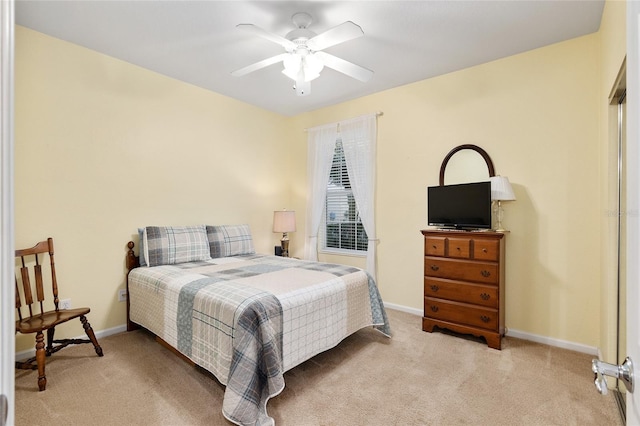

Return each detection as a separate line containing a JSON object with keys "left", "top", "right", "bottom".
{"left": 128, "top": 254, "right": 390, "bottom": 426}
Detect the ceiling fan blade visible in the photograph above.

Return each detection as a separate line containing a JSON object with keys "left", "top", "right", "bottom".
{"left": 231, "top": 53, "right": 289, "bottom": 77}
{"left": 307, "top": 21, "right": 364, "bottom": 51}
{"left": 315, "top": 52, "right": 373, "bottom": 82}
{"left": 237, "top": 24, "right": 296, "bottom": 50}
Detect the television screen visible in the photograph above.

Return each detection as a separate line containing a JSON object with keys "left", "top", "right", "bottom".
{"left": 427, "top": 181, "right": 492, "bottom": 230}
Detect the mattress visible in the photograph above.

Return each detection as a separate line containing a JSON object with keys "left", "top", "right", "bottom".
{"left": 128, "top": 253, "right": 390, "bottom": 426}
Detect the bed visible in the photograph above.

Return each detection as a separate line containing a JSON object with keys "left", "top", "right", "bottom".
{"left": 125, "top": 224, "right": 390, "bottom": 426}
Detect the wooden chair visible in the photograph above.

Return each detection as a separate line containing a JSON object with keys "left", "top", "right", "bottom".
{"left": 15, "top": 237, "right": 103, "bottom": 391}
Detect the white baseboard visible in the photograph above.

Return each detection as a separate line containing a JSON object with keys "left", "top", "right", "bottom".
{"left": 16, "top": 323, "right": 127, "bottom": 361}
{"left": 17, "top": 306, "right": 600, "bottom": 359}
{"left": 383, "top": 301, "right": 422, "bottom": 316}
{"left": 383, "top": 302, "right": 599, "bottom": 356}
{"left": 505, "top": 328, "right": 599, "bottom": 356}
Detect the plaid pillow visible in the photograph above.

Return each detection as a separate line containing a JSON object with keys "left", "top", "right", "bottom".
{"left": 143, "top": 225, "right": 211, "bottom": 267}
{"left": 206, "top": 224, "right": 255, "bottom": 258}
{"left": 137, "top": 228, "right": 147, "bottom": 267}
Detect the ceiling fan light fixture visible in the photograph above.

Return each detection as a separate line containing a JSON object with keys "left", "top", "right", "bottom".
{"left": 294, "top": 80, "right": 311, "bottom": 96}
{"left": 282, "top": 69, "right": 299, "bottom": 81}
{"left": 304, "top": 53, "right": 324, "bottom": 76}
{"left": 282, "top": 52, "right": 306, "bottom": 81}
{"left": 283, "top": 53, "right": 301, "bottom": 75}
{"left": 283, "top": 51, "right": 324, "bottom": 85}
{"left": 303, "top": 71, "right": 320, "bottom": 82}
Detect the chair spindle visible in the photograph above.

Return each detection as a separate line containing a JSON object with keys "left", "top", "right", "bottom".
{"left": 20, "top": 262, "right": 34, "bottom": 317}
{"left": 15, "top": 278, "right": 23, "bottom": 321}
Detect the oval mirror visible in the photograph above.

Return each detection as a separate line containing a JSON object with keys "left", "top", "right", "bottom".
{"left": 439, "top": 144, "right": 495, "bottom": 186}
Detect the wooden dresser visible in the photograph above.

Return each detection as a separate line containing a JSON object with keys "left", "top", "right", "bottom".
{"left": 421, "top": 229, "right": 505, "bottom": 349}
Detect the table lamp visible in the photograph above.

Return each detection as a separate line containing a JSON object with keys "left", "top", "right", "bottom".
{"left": 273, "top": 210, "right": 296, "bottom": 257}
{"left": 489, "top": 176, "right": 516, "bottom": 232}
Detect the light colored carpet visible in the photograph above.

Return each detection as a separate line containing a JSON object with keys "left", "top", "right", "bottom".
{"left": 15, "top": 309, "right": 622, "bottom": 425}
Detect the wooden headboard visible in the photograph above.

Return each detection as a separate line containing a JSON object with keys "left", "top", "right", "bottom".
{"left": 126, "top": 241, "right": 140, "bottom": 272}
{"left": 125, "top": 241, "right": 140, "bottom": 331}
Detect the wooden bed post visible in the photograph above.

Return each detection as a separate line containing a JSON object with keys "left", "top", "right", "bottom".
{"left": 126, "top": 241, "right": 139, "bottom": 272}
{"left": 126, "top": 241, "right": 140, "bottom": 331}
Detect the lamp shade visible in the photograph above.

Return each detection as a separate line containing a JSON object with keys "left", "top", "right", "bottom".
{"left": 273, "top": 210, "right": 296, "bottom": 233}
{"left": 489, "top": 176, "right": 516, "bottom": 201}
{"left": 282, "top": 53, "right": 302, "bottom": 79}
{"left": 282, "top": 50, "right": 324, "bottom": 96}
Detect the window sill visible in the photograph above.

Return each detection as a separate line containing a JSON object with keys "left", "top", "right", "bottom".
{"left": 319, "top": 248, "right": 367, "bottom": 258}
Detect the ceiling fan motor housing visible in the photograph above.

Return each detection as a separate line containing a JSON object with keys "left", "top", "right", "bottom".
{"left": 286, "top": 12, "right": 316, "bottom": 51}
{"left": 286, "top": 29, "right": 316, "bottom": 48}
{"left": 291, "top": 12, "right": 313, "bottom": 29}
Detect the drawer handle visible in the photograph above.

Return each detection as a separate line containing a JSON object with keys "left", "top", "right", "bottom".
{"left": 430, "top": 305, "right": 439, "bottom": 313}
{"left": 482, "top": 248, "right": 488, "bottom": 253}
{"left": 480, "top": 315, "right": 491, "bottom": 323}
{"left": 480, "top": 293, "right": 490, "bottom": 301}
{"left": 481, "top": 270, "right": 491, "bottom": 278}
{"left": 430, "top": 285, "right": 439, "bottom": 292}
{"left": 430, "top": 265, "right": 440, "bottom": 271}
{"left": 432, "top": 245, "right": 437, "bottom": 249}
{"left": 455, "top": 247, "right": 461, "bottom": 251}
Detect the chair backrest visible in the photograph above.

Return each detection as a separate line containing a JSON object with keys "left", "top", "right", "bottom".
{"left": 15, "top": 238, "right": 59, "bottom": 321}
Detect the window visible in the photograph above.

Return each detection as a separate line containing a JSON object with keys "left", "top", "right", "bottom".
{"left": 323, "top": 139, "right": 368, "bottom": 253}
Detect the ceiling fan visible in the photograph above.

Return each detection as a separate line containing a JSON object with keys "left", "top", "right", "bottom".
{"left": 231, "top": 12, "right": 374, "bottom": 96}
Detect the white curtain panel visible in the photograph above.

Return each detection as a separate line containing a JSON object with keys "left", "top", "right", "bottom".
{"left": 340, "top": 114, "right": 378, "bottom": 279}
{"left": 304, "top": 123, "right": 338, "bottom": 261}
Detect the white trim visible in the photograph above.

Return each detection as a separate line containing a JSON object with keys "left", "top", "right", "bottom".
{"left": 319, "top": 247, "right": 367, "bottom": 258}
{"left": 0, "top": 1, "right": 14, "bottom": 425}
{"left": 17, "top": 309, "right": 600, "bottom": 364}
{"left": 626, "top": 3, "right": 640, "bottom": 422}
{"left": 505, "top": 328, "right": 599, "bottom": 356}
{"left": 383, "top": 301, "right": 422, "bottom": 317}
{"left": 88, "top": 324, "right": 128, "bottom": 340}
{"left": 384, "top": 303, "right": 599, "bottom": 355}
{"left": 15, "top": 324, "right": 127, "bottom": 361}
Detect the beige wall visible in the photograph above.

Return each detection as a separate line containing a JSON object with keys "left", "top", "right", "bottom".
{"left": 291, "top": 34, "right": 602, "bottom": 348}
{"left": 16, "top": 4, "right": 624, "bottom": 354}
{"left": 14, "top": 27, "right": 291, "bottom": 352}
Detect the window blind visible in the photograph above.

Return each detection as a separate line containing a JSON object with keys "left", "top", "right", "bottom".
{"left": 324, "top": 139, "right": 368, "bottom": 252}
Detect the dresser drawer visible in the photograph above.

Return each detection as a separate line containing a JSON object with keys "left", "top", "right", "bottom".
{"left": 447, "top": 237, "right": 471, "bottom": 259}
{"left": 424, "top": 257, "right": 498, "bottom": 284}
{"left": 424, "top": 236, "right": 446, "bottom": 257}
{"left": 473, "top": 239, "right": 500, "bottom": 261}
{"left": 424, "top": 277, "right": 498, "bottom": 308}
{"left": 425, "top": 297, "right": 498, "bottom": 331}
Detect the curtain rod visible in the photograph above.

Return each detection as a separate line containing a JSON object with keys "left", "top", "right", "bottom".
{"left": 303, "top": 111, "right": 384, "bottom": 132}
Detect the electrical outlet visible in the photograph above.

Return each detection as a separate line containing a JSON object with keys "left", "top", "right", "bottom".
{"left": 118, "top": 289, "right": 127, "bottom": 302}
{"left": 60, "top": 298, "right": 71, "bottom": 310}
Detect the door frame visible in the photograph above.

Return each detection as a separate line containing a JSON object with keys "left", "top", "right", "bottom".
{"left": 626, "top": 1, "right": 640, "bottom": 424}
{"left": 0, "top": 0, "right": 14, "bottom": 425}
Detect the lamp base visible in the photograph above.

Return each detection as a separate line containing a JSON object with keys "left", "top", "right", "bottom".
{"left": 493, "top": 200, "right": 508, "bottom": 232}
{"left": 280, "top": 234, "right": 290, "bottom": 258}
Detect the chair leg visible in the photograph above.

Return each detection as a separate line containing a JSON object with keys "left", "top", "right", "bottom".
{"left": 80, "top": 315, "right": 103, "bottom": 357}
{"left": 46, "top": 327, "right": 55, "bottom": 356}
{"left": 35, "top": 331, "right": 47, "bottom": 391}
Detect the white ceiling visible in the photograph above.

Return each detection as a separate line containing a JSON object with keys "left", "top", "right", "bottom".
{"left": 15, "top": 1, "right": 605, "bottom": 117}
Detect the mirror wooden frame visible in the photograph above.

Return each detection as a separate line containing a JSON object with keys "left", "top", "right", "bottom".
{"left": 439, "top": 144, "right": 496, "bottom": 186}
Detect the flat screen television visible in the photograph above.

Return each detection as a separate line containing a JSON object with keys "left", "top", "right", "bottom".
{"left": 427, "top": 181, "right": 492, "bottom": 230}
